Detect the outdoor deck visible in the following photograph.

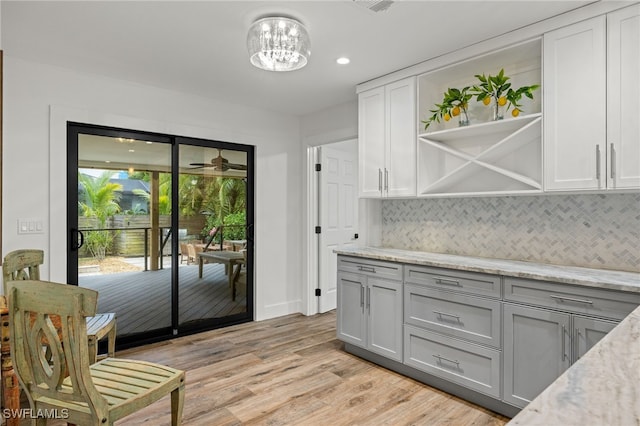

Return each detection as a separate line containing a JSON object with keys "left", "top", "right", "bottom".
{"left": 80, "top": 261, "right": 247, "bottom": 336}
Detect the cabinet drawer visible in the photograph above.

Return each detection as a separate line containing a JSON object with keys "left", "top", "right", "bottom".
{"left": 405, "top": 265, "right": 501, "bottom": 298}
{"left": 404, "top": 325, "right": 501, "bottom": 398}
{"left": 337, "top": 256, "right": 402, "bottom": 281}
{"left": 504, "top": 277, "right": 640, "bottom": 321}
{"left": 404, "top": 285, "right": 501, "bottom": 348}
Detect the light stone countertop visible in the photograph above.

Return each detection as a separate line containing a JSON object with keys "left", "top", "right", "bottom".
{"left": 507, "top": 303, "right": 640, "bottom": 426}
{"left": 334, "top": 246, "right": 640, "bottom": 293}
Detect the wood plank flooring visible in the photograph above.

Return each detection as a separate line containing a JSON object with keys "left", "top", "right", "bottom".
{"left": 25, "top": 311, "right": 510, "bottom": 425}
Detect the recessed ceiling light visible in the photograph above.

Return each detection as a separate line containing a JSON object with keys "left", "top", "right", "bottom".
{"left": 336, "top": 57, "right": 350, "bottom": 65}
{"left": 128, "top": 149, "right": 135, "bottom": 153}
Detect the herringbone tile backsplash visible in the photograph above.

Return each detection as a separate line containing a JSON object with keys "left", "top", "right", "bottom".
{"left": 381, "top": 193, "right": 640, "bottom": 272}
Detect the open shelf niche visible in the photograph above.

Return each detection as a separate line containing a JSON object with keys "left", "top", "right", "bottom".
{"left": 417, "top": 38, "right": 542, "bottom": 196}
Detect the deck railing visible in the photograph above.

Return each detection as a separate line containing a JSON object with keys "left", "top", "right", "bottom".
{"left": 78, "top": 225, "right": 245, "bottom": 271}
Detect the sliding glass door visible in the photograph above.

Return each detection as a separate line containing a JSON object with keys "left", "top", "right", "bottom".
{"left": 67, "top": 124, "right": 254, "bottom": 349}
{"left": 176, "top": 140, "right": 253, "bottom": 331}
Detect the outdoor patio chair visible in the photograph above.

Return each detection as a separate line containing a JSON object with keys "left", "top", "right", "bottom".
{"left": 7, "top": 280, "right": 185, "bottom": 426}
{"left": 2, "top": 249, "right": 117, "bottom": 363}
{"left": 180, "top": 242, "right": 190, "bottom": 264}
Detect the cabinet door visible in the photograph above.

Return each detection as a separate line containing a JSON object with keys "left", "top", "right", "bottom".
{"left": 607, "top": 4, "right": 640, "bottom": 189}
{"left": 573, "top": 316, "right": 617, "bottom": 361}
{"left": 503, "top": 304, "right": 571, "bottom": 408}
{"left": 544, "top": 16, "right": 607, "bottom": 191}
{"left": 336, "top": 272, "right": 366, "bottom": 348}
{"left": 358, "top": 86, "right": 385, "bottom": 197}
{"left": 385, "top": 77, "right": 416, "bottom": 197}
{"left": 367, "top": 277, "right": 403, "bottom": 361}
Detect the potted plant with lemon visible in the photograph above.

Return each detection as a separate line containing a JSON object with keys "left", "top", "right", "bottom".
{"left": 472, "top": 68, "right": 511, "bottom": 120}
{"left": 505, "top": 84, "right": 540, "bottom": 117}
{"left": 472, "top": 68, "right": 539, "bottom": 120}
{"left": 422, "top": 86, "right": 472, "bottom": 130}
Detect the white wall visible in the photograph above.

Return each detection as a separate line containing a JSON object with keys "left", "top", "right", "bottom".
{"left": 300, "top": 100, "right": 357, "bottom": 147}
{"left": 3, "top": 55, "right": 304, "bottom": 320}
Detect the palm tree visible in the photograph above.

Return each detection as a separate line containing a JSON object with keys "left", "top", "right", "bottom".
{"left": 78, "top": 171, "right": 123, "bottom": 260}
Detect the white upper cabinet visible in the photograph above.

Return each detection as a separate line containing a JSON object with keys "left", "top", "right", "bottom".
{"left": 358, "top": 77, "right": 416, "bottom": 198}
{"left": 544, "top": 4, "right": 640, "bottom": 191}
{"left": 607, "top": 4, "right": 640, "bottom": 189}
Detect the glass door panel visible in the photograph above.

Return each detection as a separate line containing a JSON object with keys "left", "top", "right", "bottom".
{"left": 178, "top": 144, "right": 249, "bottom": 328}
{"left": 75, "top": 131, "right": 173, "bottom": 343}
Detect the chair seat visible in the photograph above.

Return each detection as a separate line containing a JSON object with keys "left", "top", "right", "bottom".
{"left": 86, "top": 312, "right": 116, "bottom": 339}
{"left": 86, "top": 312, "right": 117, "bottom": 362}
{"left": 42, "top": 358, "right": 185, "bottom": 423}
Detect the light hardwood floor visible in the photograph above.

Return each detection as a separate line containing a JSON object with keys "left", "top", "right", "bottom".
{"left": 26, "top": 311, "right": 510, "bottom": 425}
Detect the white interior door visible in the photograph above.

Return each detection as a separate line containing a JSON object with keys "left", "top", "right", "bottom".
{"left": 318, "top": 141, "right": 358, "bottom": 312}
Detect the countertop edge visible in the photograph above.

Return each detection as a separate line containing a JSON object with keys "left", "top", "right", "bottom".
{"left": 335, "top": 247, "right": 640, "bottom": 293}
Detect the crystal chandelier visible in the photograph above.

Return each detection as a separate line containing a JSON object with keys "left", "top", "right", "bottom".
{"left": 246, "top": 16, "right": 311, "bottom": 72}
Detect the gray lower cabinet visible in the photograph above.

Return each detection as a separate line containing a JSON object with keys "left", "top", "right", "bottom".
{"left": 336, "top": 254, "right": 638, "bottom": 416}
{"left": 404, "top": 284, "right": 502, "bottom": 348}
{"left": 337, "top": 257, "right": 403, "bottom": 362}
{"left": 573, "top": 315, "right": 617, "bottom": 360}
{"left": 336, "top": 271, "right": 367, "bottom": 347}
{"left": 503, "top": 304, "right": 622, "bottom": 408}
{"left": 403, "top": 265, "right": 503, "bottom": 399}
{"left": 404, "top": 324, "right": 502, "bottom": 398}
{"left": 503, "top": 303, "right": 571, "bottom": 408}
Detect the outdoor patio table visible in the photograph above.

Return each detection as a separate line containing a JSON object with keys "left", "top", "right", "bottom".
{"left": 198, "top": 251, "right": 245, "bottom": 301}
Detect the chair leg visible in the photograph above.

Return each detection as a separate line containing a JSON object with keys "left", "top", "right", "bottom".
{"left": 171, "top": 382, "right": 185, "bottom": 426}
{"left": 107, "top": 322, "right": 117, "bottom": 358}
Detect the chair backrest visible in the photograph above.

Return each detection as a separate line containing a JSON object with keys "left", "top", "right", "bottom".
{"left": 2, "top": 249, "right": 44, "bottom": 294}
{"left": 7, "top": 280, "right": 109, "bottom": 419}
{"left": 187, "top": 244, "right": 196, "bottom": 262}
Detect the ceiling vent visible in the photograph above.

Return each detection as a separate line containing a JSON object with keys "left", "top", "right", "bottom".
{"left": 353, "top": 0, "right": 394, "bottom": 13}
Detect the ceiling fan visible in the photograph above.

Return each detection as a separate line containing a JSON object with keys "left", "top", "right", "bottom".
{"left": 189, "top": 149, "right": 247, "bottom": 171}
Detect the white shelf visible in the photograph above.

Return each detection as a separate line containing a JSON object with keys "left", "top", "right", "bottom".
{"left": 419, "top": 113, "right": 542, "bottom": 142}
{"left": 418, "top": 115, "right": 542, "bottom": 195}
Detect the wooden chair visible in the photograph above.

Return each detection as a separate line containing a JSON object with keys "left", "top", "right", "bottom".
{"left": 179, "top": 242, "right": 190, "bottom": 264}
{"left": 186, "top": 243, "right": 197, "bottom": 265}
{"left": 2, "top": 249, "right": 116, "bottom": 363}
{"left": 7, "top": 280, "right": 185, "bottom": 426}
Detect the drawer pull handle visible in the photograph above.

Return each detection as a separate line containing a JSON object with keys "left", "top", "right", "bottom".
{"left": 549, "top": 295, "right": 593, "bottom": 305}
{"left": 432, "top": 354, "right": 460, "bottom": 366}
{"left": 358, "top": 265, "right": 376, "bottom": 273}
{"left": 433, "top": 310, "right": 461, "bottom": 321}
{"left": 434, "top": 277, "right": 460, "bottom": 287}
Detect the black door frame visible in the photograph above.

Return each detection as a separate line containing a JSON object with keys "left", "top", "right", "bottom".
{"left": 67, "top": 122, "right": 255, "bottom": 349}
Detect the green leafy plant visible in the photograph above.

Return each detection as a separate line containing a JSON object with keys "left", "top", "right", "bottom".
{"left": 78, "top": 171, "right": 123, "bottom": 260}
{"left": 422, "top": 86, "right": 472, "bottom": 130}
{"left": 471, "top": 68, "right": 512, "bottom": 107}
{"left": 505, "top": 84, "right": 540, "bottom": 117}
{"left": 472, "top": 69, "right": 539, "bottom": 119}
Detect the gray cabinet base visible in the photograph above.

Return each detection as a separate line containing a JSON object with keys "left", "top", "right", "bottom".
{"left": 344, "top": 343, "right": 520, "bottom": 419}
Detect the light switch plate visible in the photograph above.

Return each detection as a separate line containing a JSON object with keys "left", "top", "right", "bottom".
{"left": 18, "top": 218, "right": 45, "bottom": 234}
